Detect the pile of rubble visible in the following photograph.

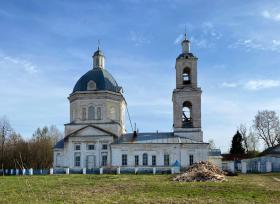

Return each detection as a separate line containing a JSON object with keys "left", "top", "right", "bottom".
{"left": 173, "top": 161, "right": 227, "bottom": 182}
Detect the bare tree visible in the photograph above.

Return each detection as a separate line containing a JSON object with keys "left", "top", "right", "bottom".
{"left": 238, "top": 124, "right": 248, "bottom": 153}
{"left": 253, "top": 110, "right": 280, "bottom": 148}
{"left": 238, "top": 123, "right": 259, "bottom": 153}
{"left": 247, "top": 128, "right": 258, "bottom": 152}
{"left": 0, "top": 116, "right": 12, "bottom": 175}
{"left": 30, "top": 125, "right": 63, "bottom": 169}
{"left": 49, "top": 125, "right": 63, "bottom": 145}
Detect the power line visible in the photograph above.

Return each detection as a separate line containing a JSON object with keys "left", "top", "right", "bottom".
{"left": 122, "top": 95, "right": 134, "bottom": 133}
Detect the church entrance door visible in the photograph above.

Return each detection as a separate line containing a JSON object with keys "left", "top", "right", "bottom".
{"left": 86, "top": 155, "right": 96, "bottom": 169}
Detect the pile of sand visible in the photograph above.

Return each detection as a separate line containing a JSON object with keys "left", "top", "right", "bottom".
{"left": 173, "top": 161, "right": 227, "bottom": 182}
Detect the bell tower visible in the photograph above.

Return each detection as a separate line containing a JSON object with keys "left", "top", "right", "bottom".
{"left": 172, "top": 33, "right": 203, "bottom": 142}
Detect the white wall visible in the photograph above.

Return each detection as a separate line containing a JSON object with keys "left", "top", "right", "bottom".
{"left": 111, "top": 143, "right": 208, "bottom": 168}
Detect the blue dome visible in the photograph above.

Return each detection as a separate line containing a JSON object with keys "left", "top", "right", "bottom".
{"left": 73, "top": 68, "right": 121, "bottom": 93}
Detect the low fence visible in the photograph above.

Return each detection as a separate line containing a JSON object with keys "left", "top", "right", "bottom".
{"left": 241, "top": 156, "right": 280, "bottom": 173}
{"left": 0, "top": 166, "right": 180, "bottom": 176}
{"left": 221, "top": 161, "right": 235, "bottom": 173}
{"left": 222, "top": 156, "right": 280, "bottom": 174}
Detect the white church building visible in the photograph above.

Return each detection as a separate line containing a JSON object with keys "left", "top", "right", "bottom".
{"left": 53, "top": 35, "right": 209, "bottom": 171}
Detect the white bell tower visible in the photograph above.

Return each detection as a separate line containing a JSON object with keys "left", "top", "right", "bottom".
{"left": 172, "top": 33, "right": 203, "bottom": 142}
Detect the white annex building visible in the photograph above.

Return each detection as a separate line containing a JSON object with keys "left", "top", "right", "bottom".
{"left": 53, "top": 35, "right": 209, "bottom": 171}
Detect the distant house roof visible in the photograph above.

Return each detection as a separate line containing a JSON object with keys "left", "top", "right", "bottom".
{"left": 208, "top": 149, "right": 222, "bottom": 156}
{"left": 221, "top": 154, "right": 248, "bottom": 161}
{"left": 260, "top": 144, "right": 280, "bottom": 156}
{"left": 54, "top": 139, "right": 64, "bottom": 149}
{"left": 114, "top": 132, "right": 204, "bottom": 144}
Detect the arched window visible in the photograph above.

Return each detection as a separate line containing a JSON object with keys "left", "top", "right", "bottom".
{"left": 143, "top": 153, "right": 148, "bottom": 166}
{"left": 96, "top": 107, "right": 102, "bottom": 120}
{"left": 183, "top": 68, "right": 191, "bottom": 84}
{"left": 182, "top": 101, "right": 192, "bottom": 127}
{"left": 82, "top": 108, "right": 87, "bottom": 121}
{"left": 88, "top": 106, "right": 95, "bottom": 120}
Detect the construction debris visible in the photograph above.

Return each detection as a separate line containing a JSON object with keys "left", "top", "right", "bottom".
{"left": 173, "top": 161, "right": 227, "bottom": 182}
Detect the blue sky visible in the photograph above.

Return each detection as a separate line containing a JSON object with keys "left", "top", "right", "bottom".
{"left": 0, "top": 0, "right": 280, "bottom": 152}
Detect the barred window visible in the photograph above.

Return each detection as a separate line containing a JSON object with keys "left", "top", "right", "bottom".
{"left": 164, "top": 154, "right": 169, "bottom": 166}
{"left": 135, "top": 155, "right": 139, "bottom": 166}
{"left": 189, "top": 154, "right": 194, "bottom": 166}
{"left": 152, "top": 155, "right": 156, "bottom": 166}
{"left": 122, "top": 154, "right": 127, "bottom": 166}
{"left": 74, "top": 153, "right": 81, "bottom": 167}
{"left": 143, "top": 153, "right": 148, "bottom": 166}
{"left": 102, "top": 155, "right": 107, "bottom": 166}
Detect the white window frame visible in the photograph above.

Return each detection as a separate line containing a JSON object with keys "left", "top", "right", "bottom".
{"left": 74, "top": 152, "right": 81, "bottom": 167}
{"left": 74, "top": 144, "right": 81, "bottom": 151}
{"left": 164, "top": 154, "right": 169, "bottom": 166}
{"left": 87, "top": 144, "right": 95, "bottom": 150}
{"left": 101, "top": 154, "right": 108, "bottom": 166}
{"left": 88, "top": 106, "right": 95, "bottom": 120}
{"left": 102, "top": 144, "right": 108, "bottom": 150}
{"left": 143, "top": 153, "right": 148, "bottom": 166}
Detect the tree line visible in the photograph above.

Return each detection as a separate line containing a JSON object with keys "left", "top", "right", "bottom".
{"left": 229, "top": 110, "right": 280, "bottom": 156}
{"left": 0, "top": 116, "right": 63, "bottom": 171}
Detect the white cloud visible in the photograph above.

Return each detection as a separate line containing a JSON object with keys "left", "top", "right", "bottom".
{"left": 191, "top": 22, "right": 222, "bottom": 49}
{"left": 262, "top": 10, "right": 280, "bottom": 21}
{"left": 174, "top": 34, "right": 183, "bottom": 44}
{"left": 201, "top": 22, "right": 222, "bottom": 40}
{"left": 191, "top": 37, "right": 209, "bottom": 49}
{"left": 129, "top": 31, "right": 150, "bottom": 46}
{"left": 222, "top": 79, "right": 280, "bottom": 90}
{"left": 244, "top": 80, "right": 280, "bottom": 90}
{"left": 0, "top": 54, "right": 38, "bottom": 74}
{"left": 222, "top": 82, "right": 238, "bottom": 88}
{"left": 229, "top": 38, "right": 280, "bottom": 52}
{"left": 272, "top": 39, "right": 280, "bottom": 46}
{"left": 175, "top": 22, "right": 222, "bottom": 49}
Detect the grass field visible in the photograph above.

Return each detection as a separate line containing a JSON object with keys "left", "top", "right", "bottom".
{"left": 0, "top": 173, "right": 280, "bottom": 204}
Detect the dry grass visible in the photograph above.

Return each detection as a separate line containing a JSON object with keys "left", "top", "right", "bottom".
{"left": 0, "top": 173, "right": 280, "bottom": 203}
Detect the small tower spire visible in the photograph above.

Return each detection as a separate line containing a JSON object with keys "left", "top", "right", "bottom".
{"left": 97, "top": 40, "right": 100, "bottom": 50}
{"left": 181, "top": 30, "right": 190, "bottom": 54}
{"left": 92, "top": 40, "right": 105, "bottom": 69}
{"left": 184, "top": 25, "right": 187, "bottom": 40}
